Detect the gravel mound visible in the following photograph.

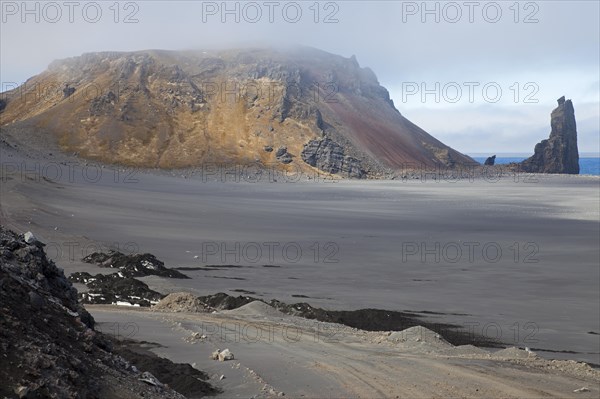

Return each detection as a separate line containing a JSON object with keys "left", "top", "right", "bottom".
{"left": 388, "top": 326, "right": 452, "bottom": 348}
{"left": 493, "top": 347, "right": 536, "bottom": 359}
{"left": 225, "top": 300, "right": 288, "bottom": 318}
{"left": 438, "top": 344, "right": 490, "bottom": 356}
{"left": 153, "top": 292, "right": 208, "bottom": 313}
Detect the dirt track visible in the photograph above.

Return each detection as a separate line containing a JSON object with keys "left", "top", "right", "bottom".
{"left": 89, "top": 304, "right": 600, "bottom": 398}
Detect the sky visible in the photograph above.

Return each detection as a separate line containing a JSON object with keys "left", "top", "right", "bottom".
{"left": 1, "top": 0, "right": 599, "bottom": 154}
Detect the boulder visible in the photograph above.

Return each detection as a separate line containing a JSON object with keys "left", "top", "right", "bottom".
{"left": 210, "top": 349, "right": 221, "bottom": 360}
{"left": 23, "top": 231, "right": 39, "bottom": 245}
{"left": 218, "top": 349, "right": 234, "bottom": 362}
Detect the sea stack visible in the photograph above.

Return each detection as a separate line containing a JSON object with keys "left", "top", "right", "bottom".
{"left": 484, "top": 155, "right": 496, "bottom": 166}
{"left": 520, "top": 96, "right": 579, "bottom": 174}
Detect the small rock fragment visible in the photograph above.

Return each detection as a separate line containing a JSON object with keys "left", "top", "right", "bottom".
{"left": 574, "top": 387, "right": 590, "bottom": 393}
{"left": 24, "top": 231, "right": 38, "bottom": 244}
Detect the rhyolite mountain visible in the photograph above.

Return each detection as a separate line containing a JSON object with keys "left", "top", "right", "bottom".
{"left": 0, "top": 47, "right": 475, "bottom": 177}
{"left": 519, "top": 96, "right": 579, "bottom": 174}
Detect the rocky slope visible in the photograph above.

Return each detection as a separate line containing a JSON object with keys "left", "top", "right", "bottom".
{"left": 520, "top": 96, "right": 580, "bottom": 174}
{"left": 0, "top": 47, "right": 475, "bottom": 177}
{"left": 0, "top": 226, "right": 214, "bottom": 398}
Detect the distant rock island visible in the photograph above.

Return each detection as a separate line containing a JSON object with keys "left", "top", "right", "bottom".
{"left": 484, "top": 155, "right": 496, "bottom": 166}
{"left": 0, "top": 47, "right": 475, "bottom": 178}
{"left": 519, "top": 96, "right": 579, "bottom": 174}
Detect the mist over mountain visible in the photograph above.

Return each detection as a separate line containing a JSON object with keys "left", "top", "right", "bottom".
{"left": 0, "top": 46, "right": 475, "bottom": 177}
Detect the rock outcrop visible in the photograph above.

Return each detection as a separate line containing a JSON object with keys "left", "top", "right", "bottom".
{"left": 70, "top": 271, "right": 165, "bottom": 306}
{"left": 69, "top": 250, "right": 190, "bottom": 306}
{"left": 484, "top": 155, "right": 496, "bottom": 166}
{"left": 301, "top": 138, "right": 367, "bottom": 178}
{"left": 0, "top": 226, "right": 213, "bottom": 398}
{"left": 520, "top": 97, "right": 579, "bottom": 174}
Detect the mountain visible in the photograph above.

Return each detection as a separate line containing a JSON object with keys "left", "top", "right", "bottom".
{"left": 0, "top": 47, "right": 475, "bottom": 177}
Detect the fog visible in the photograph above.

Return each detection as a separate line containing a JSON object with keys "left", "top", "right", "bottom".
{"left": 1, "top": 0, "right": 598, "bottom": 153}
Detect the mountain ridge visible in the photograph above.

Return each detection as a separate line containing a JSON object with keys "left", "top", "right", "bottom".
{"left": 0, "top": 46, "right": 476, "bottom": 177}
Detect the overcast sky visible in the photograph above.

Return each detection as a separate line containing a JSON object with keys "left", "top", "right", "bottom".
{"left": 1, "top": 0, "right": 598, "bottom": 154}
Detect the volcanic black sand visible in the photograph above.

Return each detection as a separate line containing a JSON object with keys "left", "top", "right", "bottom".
{"left": 1, "top": 141, "right": 599, "bottom": 367}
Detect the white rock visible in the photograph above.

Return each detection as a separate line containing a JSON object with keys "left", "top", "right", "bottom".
{"left": 574, "top": 387, "right": 590, "bottom": 393}
{"left": 210, "top": 349, "right": 221, "bottom": 360}
{"left": 218, "top": 348, "right": 234, "bottom": 361}
{"left": 139, "top": 371, "right": 163, "bottom": 387}
{"left": 24, "top": 231, "right": 38, "bottom": 244}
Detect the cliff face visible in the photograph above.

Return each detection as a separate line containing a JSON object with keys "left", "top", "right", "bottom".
{"left": 520, "top": 97, "right": 579, "bottom": 174}
{"left": 0, "top": 47, "right": 474, "bottom": 177}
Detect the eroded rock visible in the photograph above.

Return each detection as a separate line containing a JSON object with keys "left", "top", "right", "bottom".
{"left": 484, "top": 155, "right": 496, "bottom": 166}
{"left": 301, "top": 138, "right": 366, "bottom": 178}
{"left": 520, "top": 96, "right": 579, "bottom": 174}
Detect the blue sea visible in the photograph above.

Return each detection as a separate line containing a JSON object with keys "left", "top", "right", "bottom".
{"left": 470, "top": 155, "right": 600, "bottom": 176}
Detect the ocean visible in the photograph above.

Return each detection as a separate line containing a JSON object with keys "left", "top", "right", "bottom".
{"left": 470, "top": 155, "right": 600, "bottom": 176}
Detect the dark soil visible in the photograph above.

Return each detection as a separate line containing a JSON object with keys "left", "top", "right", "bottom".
{"left": 111, "top": 339, "right": 219, "bottom": 398}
